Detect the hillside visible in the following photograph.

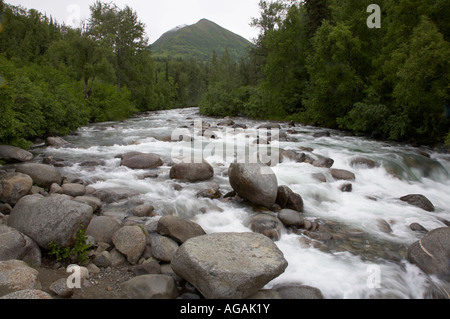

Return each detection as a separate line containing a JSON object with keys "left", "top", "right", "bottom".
{"left": 151, "top": 19, "right": 252, "bottom": 62}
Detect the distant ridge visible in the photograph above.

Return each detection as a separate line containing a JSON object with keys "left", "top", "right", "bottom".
{"left": 151, "top": 19, "right": 252, "bottom": 62}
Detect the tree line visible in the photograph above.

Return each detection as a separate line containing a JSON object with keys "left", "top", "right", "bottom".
{"left": 199, "top": 0, "right": 450, "bottom": 146}
{"left": 1, "top": 0, "right": 449, "bottom": 148}
{"left": 0, "top": 1, "right": 209, "bottom": 148}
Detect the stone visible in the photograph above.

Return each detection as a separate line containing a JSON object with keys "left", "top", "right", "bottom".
{"left": 312, "top": 157, "right": 334, "bottom": 168}
{"left": 46, "top": 137, "right": 69, "bottom": 148}
{"left": 86, "top": 216, "right": 121, "bottom": 244}
{"left": 93, "top": 251, "right": 112, "bottom": 268}
{"left": 274, "top": 284, "right": 324, "bottom": 299}
{"left": 410, "top": 223, "right": 428, "bottom": 233}
{"left": 121, "top": 153, "right": 163, "bottom": 170}
{"left": 400, "top": 194, "right": 435, "bottom": 212}
{"left": 340, "top": 183, "right": 353, "bottom": 193}
{"left": 73, "top": 196, "right": 102, "bottom": 212}
{"left": 278, "top": 209, "right": 304, "bottom": 227}
{"left": 330, "top": 169, "right": 356, "bottom": 181}
{"left": 276, "top": 186, "right": 293, "bottom": 209}
{"left": 148, "top": 233, "right": 179, "bottom": 263}
{"left": 7, "top": 194, "right": 93, "bottom": 249}
{"left": 157, "top": 215, "right": 206, "bottom": 244}
{"left": 250, "top": 214, "right": 282, "bottom": 241}
{"left": 62, "top": 183, "right": 86, "bottom": 197}
{"left": 49, "top": 278, "right": 74, "bottom": 298}
{"left": 407, "top": 227, "right": 450, "bottom": 276}
{"left": 16, "top": 163, "right": 62, "bottom": 188}
{"left": 286, "top": 192, "right": 304, "bottom": 213}
{"left": 0, "top": 289, "right": 52, "bottom": 299}
{"left": 112, "top": 226, "right": 147, "bottom": 265}
{"left": 171, "top": 232, "right": 288, "bottom": 299}
{"left": 0, "top": 145, "right": 33, "bottom": 163}
{"left": 0, "top": 225, "right": 41, "bottom": 266}
{"left": 121, "top": 274, "right": 179, "bottom": 299}
{"left": 350, "top": 157, "right": 376, "bottom": 169}
{"left": 133, "top": 204, "right": 155, "bottom": 217}
{"left": 376, "top": 219, "right": 393, "bottom": 234}
{"left": 0, "top": 172, "right": 33, "bottom": 205}
{"left": 280, "top": 150, "right": 306, "bottom": 163}
{"left": 169, "top": 161, "right": 214, "bottom": 183}
{"left": 228, "top": 163, "right": 278, "bottom": 209}
{"left": 0, "top": 260, "right": 41, "bottom": 292}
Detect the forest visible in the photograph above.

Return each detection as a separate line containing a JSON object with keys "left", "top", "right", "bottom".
{"left": 0, "top": 0, "right": 449, "bottom": 149}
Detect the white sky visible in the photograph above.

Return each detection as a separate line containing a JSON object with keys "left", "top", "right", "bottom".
{"left": 5, "top": 0, "right": 262, "bottom": 43}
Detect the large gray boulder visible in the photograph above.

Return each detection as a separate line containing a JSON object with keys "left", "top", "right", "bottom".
{"left": 0, "top": 145, "right": 33, "bottom": 163}
{"left": 121, "top": 152, "right": 163, "bottom": 170}
{"left": 0, "top": 172, "right": 33, "bottom": 205}
{"left": 228, "top": 163, "right": 278, "bottom": 209}
{"left": 7, "top": 194, "right": 93, "bottom": 249}
{"left": 169, "top": 161, "right": 214, "bottom": 183}
{"left": 0, "top": 225, "right": 41, "bottom": 266}
{"left": 407, "top": 227, "right": 450, "bottom": 276}
{"left": 171, "top": 232, "right": 288, "bottom": 299}
{"left": 15, "top": 163, "right": 62, "bottom": 188}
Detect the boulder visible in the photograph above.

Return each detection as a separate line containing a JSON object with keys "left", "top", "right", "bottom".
{"left": 171, "top": 232, "right": 288, "bottom": 299}
{"left": 407, "top": 227, "right": 450, "bottom": 276}
{"left": 148, "top": 233, "right": 179, "bottom": 263}
{"left": 46, "top": 137, "right": 69, "bottom": 148}
{"left": 62, "top": 183, "right": 86, "bottom": 197}
{"left": 286, "top": 192, "right": 304, "bottom": 212}
{"left": 133, "top": 204, "right": 155, "bottom": 217}
{"left": 157, "top": 215, "right": 206, "bottom": 244}
{"left": 0, "top": 260, "right": 41, "bottom": 293}
{"left": 312, "top": 157, "right": 334, "bottom": 168}
{"left": 350, "top": 157, "right": 376, "bottom": 169}
{"left": 0, "top": 289, "right": 52, "bottom": 299}
{"left": 274, "top": 284, "right": 324, "bottom": 299}
{"left": 112, "top": 226, "right": 147, "bottom": 265}
{"left": 330, "top": 169, "right": 356, "bottom": 181}
{"left": 276, "top": 186, "right": 294, "bottom": 209}
{"left": 228, "top": 163, "right": 278, "bottom": 209}
{"left": 278, "top": 209, "right": 304, "bottom": 227}
{"left": 169, "top": 161, "right": 214, "bottom": 183}
{"left": 0, "top": 172, "right": 33, "bottom": 205}
{"left": 0, "top": 225, "right": 41, "bottom": 266}
{"left": 121, "top": 153, "right": 163, "bottom": 170}
{"left": 7, "top": 194, "right": 93, "bottom": 249}
{"left": 121, "top": 274, "right": 179, "bottom": 299}
{"left": 0, "top": 145, "right": 33, "bottom": 163}
{"left": 86, "top": 216, "right": 121, "bottom": 244}
{"left": 400, "top": 194, "right": 435, "bottom": 212}
{"left": 73, "top": 196, "right": 102, "bottom": 212}
{"left": 250, "top": 214, "right": 282, "bottom": 241}
{"left": 16, "top": 163, "right": 62, "bottom": 188}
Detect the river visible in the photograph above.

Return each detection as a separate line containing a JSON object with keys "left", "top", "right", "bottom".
{"left": 34, "top": 107, "right": 450, "bottom": 299}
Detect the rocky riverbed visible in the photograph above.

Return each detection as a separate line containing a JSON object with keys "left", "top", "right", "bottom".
{"left": 1, "top": 107, "right": 449, "bottom": 299}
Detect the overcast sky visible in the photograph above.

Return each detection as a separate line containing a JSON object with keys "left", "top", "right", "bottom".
{"left": 6, "top": 0, "right": 262, "bottom": 43}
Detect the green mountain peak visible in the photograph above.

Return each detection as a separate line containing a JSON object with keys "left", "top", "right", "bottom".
{"left": 151, "top": 19, "right": 252, "bottom": 62}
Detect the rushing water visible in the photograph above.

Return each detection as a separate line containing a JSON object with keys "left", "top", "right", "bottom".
{"left": 34, "top": 107, "right": 450, "bottom": 299}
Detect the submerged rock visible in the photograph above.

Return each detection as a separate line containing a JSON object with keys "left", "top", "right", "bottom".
{"left": 400, "top": 194, "right": 435, "bottom": 212}
{"left": 171, "top": 232, "right": 288, "bottom": 299}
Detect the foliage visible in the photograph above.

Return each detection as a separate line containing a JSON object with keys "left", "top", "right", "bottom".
{"left": 48, "top": 226, "right": 91, "bottom": 265}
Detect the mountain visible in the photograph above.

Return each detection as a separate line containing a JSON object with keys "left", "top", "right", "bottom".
{"left": 151, "top": 19, "right": 252, "bottom": 62}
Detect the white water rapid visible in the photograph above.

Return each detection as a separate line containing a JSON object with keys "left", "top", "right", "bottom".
{"left": 35, "top": 107, "right": 450, "bottom": 299}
